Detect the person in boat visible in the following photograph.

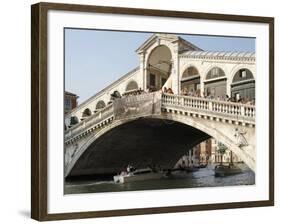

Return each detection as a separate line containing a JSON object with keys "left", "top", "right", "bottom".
{"left": 126, "top": 164, "right": 132, "bottom": 173}
{"left": 120, "top": 171, "right": 127, "bottom": 176}
{"left": 126, "top": 164, "right": 135, "bottom": 173}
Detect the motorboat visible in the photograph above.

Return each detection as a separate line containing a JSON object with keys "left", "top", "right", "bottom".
{"left": 214, "top": 164, "right": 242, "bottom": 177}
{"left": 113, "top": 167, "right": 163, "bottom": 183}
{"left": 214, "top": 149, "right": 242, "bottom": 177}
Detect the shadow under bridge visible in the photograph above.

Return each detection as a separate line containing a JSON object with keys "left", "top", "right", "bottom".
{"left": 67, "top": 118, "right": 210, "bottom": 178}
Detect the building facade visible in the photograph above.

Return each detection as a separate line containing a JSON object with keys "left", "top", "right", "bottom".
{"left": 210, "top": 139, "right": 242, "bottom": 164}
{"left": 65, "top": 91, "right": 79, "bottom": 114}
{"left": 176, "top": 138, "right": 243, "bottom": 168}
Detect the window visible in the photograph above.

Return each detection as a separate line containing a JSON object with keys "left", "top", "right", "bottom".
{"left": 126, "top": 81, "right": 138, "bottom": 91}
{"left": 65, "top": 98, "right": 71, "bottom": 110}
{"left": 233, "top": 68, "right": 254, "bottom": 83}
{"left": 206, "top": 67, "right": 225, "bottom": 80}
{"left": 240, "top": 69, "right": 247, "bottom": 78}
{"left": 70, "top": 116, "right": 79, "bottom": 125}
{"left": 182, "top": 66, "right": 199, "bottom": 79}
{"left": 82, "top": 108, "right": 92, "bottom": 117}
{"left": 65, "top": 98, "right": 70, "bottom": 106}
{"left": 150, "top": 74, "right": 156, "bottom": 86}
{"left": 96, "top": 100, "right": 106, "bottom": 110}
{"left": 211, "top": 67, "right": 218, "bottom": 76}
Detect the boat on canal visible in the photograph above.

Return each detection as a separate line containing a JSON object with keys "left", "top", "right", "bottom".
{"left": 214, "top": 149, "right": 242, "bottom": 177}
{"left": 214, "top": 164, "right": 242, "bottom": 177}
{"left": 113, "top": 167, "right": 163, "bottom": 184}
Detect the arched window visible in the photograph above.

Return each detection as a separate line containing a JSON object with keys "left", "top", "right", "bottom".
{"left": 231, "top": 68, "right": 255, "bottom": 101}
{"left": 147, "top": 45, "right": 172, "bottom": 91}
{"left": 70, "top": 116, "right": 79, "bottom": 126}
{"left": 126, "top": 80, "right": 138, "bottom": 91}
{"left": 181, "top": 66, "right": 200, "bottom": 95}
{"left": 206, "top": 67, "right": 225, "bottom": 80}
{"left": 182, "top": 66, "right": 199, "bottom": 79}
{"left": 204, "top": 67, "right": 227, "bottom": 98}
{"left": 95, "top": 100, "right": 106, "bottom": 110}
{"left": 232, "top": 69, "right": 254, "bottom": 83}
{"left": 82, "top": 108, "right": 92, "bottom": 117}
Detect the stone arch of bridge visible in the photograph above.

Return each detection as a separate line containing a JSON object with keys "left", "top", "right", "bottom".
{"left": 65, "top": 113, "right": 254, "bottom": 177}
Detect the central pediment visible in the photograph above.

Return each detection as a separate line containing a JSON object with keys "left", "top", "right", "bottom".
{"left": 136, "top": 33, "right": 203, "bottom": 54}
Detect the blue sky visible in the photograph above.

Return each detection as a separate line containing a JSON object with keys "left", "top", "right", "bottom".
{"left": 65, "top": 29, "right": 255, "bottom": 103}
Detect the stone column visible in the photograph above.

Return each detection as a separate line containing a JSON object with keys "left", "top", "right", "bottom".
{"left": 138, "top": 51, "right": 146, "bottom": 90}
{"left": 200, "top": 77, "right": 205, "bottom": 97}
{"left": 171, "top": 46, "right": 180, "bottom": 95}
{"left": 226, "top": 77, "right": 231, "bottom": 97}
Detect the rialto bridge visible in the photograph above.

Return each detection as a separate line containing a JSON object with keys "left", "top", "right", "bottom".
{"left": 65, "top": 34, "right": 256, "bottom": 178}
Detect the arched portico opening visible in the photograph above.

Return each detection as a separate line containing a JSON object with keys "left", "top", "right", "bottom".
{"left": 95, "top": 100, "right": 106, "bottom": 112}
{"left": 81, "top": 108, "right": 92, "bottom": 120}
{"left": 231, "top": 68, "right": 255, "bottom": 101}
{"left": 147, "top": 45, "right": 172, "bottom": 91}
{"left": 181, "top": 66, "right": 200, "bottom": 96}
{"left": 204, "top": 67, "right": 227, "bottom": 99}
{"left": 69, "top": 116, "right": 79, "bottom": 127}
{"left": 125, "top": 80, "right": 138, "bottom": 92}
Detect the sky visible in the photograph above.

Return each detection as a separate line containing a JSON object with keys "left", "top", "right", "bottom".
{"left": 65, "top": 29, "right": 255, "bottom": 103}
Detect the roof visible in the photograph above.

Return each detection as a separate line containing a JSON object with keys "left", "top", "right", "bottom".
{"left": 68, "top": 66, "right": 140, "bottom": 113}
{"left": 65, "top": 91, "right": 79, "bottom": 97}
{"left": 180, "top": 50, "right": 255, "bottom": 58}
{"left": 136, "top": 33, "right": 202, "bottom": 53}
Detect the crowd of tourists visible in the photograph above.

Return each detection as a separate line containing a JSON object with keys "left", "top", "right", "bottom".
{"left": 113, "top": 86, "right": 254, "bottom": 105}
{"left": 179, "top": 88, "right": 255, "bottom": 105}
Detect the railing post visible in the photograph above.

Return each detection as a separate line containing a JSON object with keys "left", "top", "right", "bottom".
{"left": 208, "top": 101, "right": 213, "bottom": 111}
{"left": 241, "top": 106, "right": 245, "bottom": 116}
{"left": 181, "top": 96, "right": 184, "bottom": 106}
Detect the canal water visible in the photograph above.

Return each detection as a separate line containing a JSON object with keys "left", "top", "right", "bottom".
{"left": 64, "top": 164, "right": 255, "bottom": 194}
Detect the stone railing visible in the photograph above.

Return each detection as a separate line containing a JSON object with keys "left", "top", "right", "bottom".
{"left": 161, "top": 93, "right": 255, "bottom": 122}
{"left": 65, "top": 103, "right": 114, "bottom": 141}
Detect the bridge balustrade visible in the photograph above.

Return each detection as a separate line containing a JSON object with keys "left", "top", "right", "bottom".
{"left": 65, "top": 103, "right": 114, "bottom": 140}
{"left": 65, "top": 92, "right": 255, "bottom": 142}
{"left": 161, "top": 93, "right": 255, "bottom": 120}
